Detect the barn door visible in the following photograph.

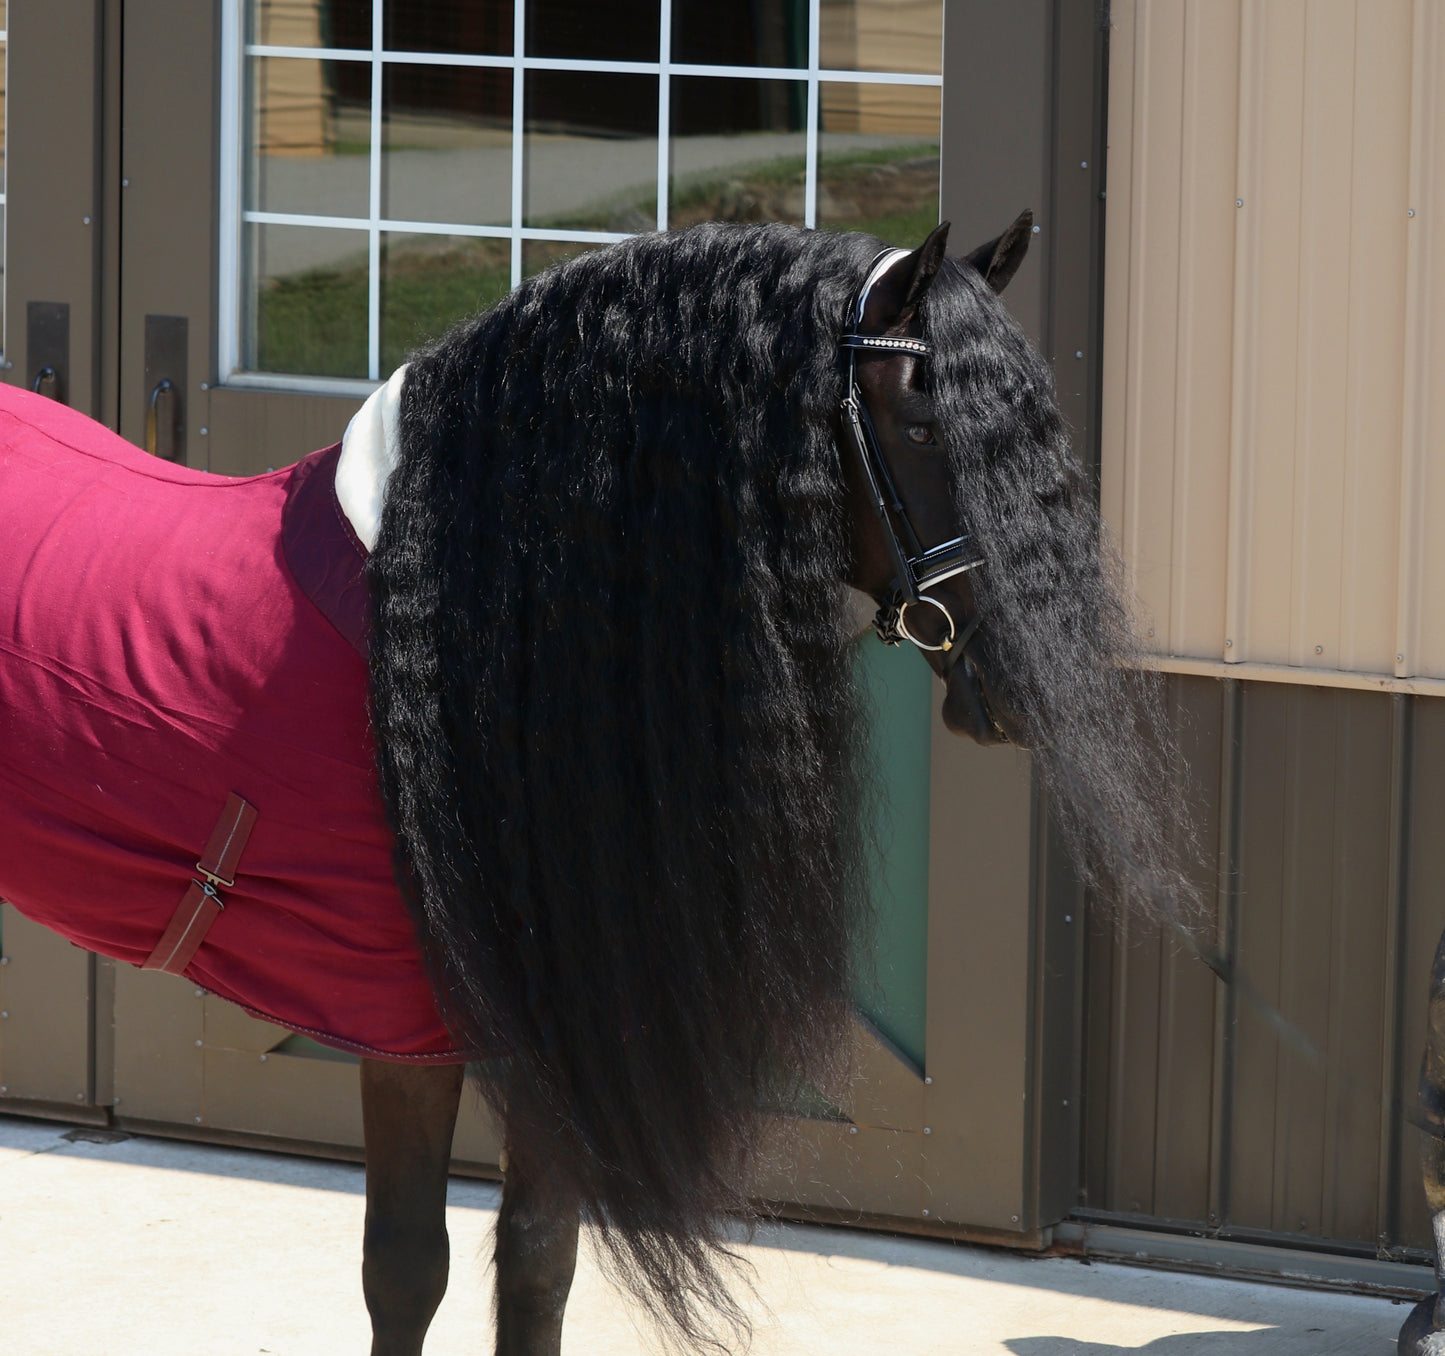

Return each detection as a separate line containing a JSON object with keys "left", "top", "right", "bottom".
{"left": 0, "top": 0, "right": 110, "bottom": 1119}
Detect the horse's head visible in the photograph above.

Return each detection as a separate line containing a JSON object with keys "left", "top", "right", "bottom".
{"left": 840, "top": 214, "right": 1034, "bottom": 745}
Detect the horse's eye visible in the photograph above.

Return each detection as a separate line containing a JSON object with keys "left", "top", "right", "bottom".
{"left": 904, "top": 423, "right": 936, "bottom": 446}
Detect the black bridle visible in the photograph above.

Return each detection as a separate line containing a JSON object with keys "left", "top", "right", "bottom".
{"left": 838, "top": 249, "right": 985, "bottom": 654}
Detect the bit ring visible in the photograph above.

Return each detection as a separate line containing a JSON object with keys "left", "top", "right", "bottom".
{"left": 895, "top": 595, "right": 957, "bottom": 653}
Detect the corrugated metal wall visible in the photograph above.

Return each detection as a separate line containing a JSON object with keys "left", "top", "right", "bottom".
{"left": 1100, "top": 0, "right": 1445, "bottom": 688}
{"left": 1083, "top": 676, "right": 1445, "bottom": 1255}
{"left": 1090, "top": 0, "right": 1445, "bottom": 1258}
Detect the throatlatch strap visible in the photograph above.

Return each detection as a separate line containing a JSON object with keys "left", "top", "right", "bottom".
{"left": 141, "top": 793, "right": 258, "bottom": 977}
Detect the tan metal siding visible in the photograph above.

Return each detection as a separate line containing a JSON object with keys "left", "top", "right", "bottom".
{"left": 1102, "top": 1, "right": 1442, "bottom": 682}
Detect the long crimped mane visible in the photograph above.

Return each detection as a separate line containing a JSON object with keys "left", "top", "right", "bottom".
{"left": 367, "top": 224, "right": 881, "bottom": 1343}
{"left": 367, "top": 225, "right": 1201, "bottom": 1345}
{"left": 922, "top": 258, "right": 1201, "bottom": 925}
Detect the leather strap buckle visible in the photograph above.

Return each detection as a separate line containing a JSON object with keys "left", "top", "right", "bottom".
{"left": 142, "top": 793, "right": 257, "bottom": 977}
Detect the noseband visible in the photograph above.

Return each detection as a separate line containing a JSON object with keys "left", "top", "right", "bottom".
{"left": 838, "top": 249, "right": 985, "bottom": 655}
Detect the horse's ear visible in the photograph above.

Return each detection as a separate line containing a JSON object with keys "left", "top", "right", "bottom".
{"left": 867, "top": 221, "right": 951, "bottom": 333}
{"left": 964, "top": 208, "right": 1034, "bottom": 293}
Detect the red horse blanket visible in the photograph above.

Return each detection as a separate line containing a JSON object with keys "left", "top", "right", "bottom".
{"left": 0, "top": 385, "right": 462, "bottom": 1061}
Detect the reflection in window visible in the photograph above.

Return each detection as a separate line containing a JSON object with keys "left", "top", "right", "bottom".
{"left": 524, "top": 72, "right": 658, "bottom": 231}
{"left": 244, "top": 222, "right": 370, "bottom": 377}
{"left": 229, "top": 0, "right": 944, "bottom": 382}
{"left": 381, "top": 65, "right": 512, "bottom": 227}
{"left": 381, "top": 233, "right": 511, "bottom": 370}
{"left": 820, "top": 0, "right": 942, "bottom": 75}
{"left": 669, "top": 77, "right": 806, "bottom": 231}
{"left": 817, "top": 83, "right": 939, "bottom": 246}
{"left": 246, "top": 57, "right": 370, "bottom": 218}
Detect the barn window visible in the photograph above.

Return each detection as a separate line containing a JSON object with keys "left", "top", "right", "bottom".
{"left": 220, "top": 0, "right": 942, "bottom": 386}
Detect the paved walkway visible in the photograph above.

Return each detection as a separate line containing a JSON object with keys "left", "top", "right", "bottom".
{"left": 0, "top": 1113, "right": 1411, "bottom": 1354}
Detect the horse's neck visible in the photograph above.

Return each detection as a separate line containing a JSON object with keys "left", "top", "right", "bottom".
{"left": 335, "top": 365, "right": 408, "bottom": 552}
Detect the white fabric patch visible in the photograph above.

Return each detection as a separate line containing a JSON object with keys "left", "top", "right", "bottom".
{"left": 335, "top": 363, "right": 408, "bottom": 551}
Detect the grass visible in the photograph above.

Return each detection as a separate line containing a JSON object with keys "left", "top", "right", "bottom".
{"left": 252, "top": 142, "right": 942, "bottom": 378}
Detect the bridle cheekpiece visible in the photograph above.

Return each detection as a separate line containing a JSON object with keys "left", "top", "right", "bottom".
{"left": 838, "top": 248, "right": 985, "bottom": 654}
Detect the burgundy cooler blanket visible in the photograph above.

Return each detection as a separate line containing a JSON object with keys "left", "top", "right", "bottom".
{"left": 0, "top": 384, "right": 464, "bottom": 1061}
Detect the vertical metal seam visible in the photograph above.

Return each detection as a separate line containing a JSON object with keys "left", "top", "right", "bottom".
{"left": 1168, "top": 0, "right": 1198, "bottom": 654}
{"left": 1223, "top": 1, "right": 1263, "bottom": 662}
{"left": 1395, "top": 0, "right": 1433, "bottom": 678}
{"left": 1120, "top": 0, "right": 1150, "bottom": 584}
{"left": 1208, "top": 675, "right": 1243, "bottom": 1227}
{"left": 1378, "top": 692, "right": 1413, "bottom": 1249}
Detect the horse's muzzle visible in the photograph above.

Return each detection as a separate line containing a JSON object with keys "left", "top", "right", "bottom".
{"left": 941, "top": 651, "right": 1015, "bottom": 746}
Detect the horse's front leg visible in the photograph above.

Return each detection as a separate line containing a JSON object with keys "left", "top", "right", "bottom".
{"left": 360, "top": 1058, "right": 465, "bottom": 1356}
{"left": 494, "top": 1134, "right": 581, "bottom": 1356}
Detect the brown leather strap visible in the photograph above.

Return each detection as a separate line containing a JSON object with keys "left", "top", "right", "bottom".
{"left": 196, "top": 793, "right": 258, "bottom": 889}
{"left": 142, "top": 794, "right": 257, "bottom": 976}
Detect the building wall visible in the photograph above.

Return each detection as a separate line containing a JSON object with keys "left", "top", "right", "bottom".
{"left": 1101, "top": 0, "right": 1445, "bottom": 690}
{"left": 1090, "top": 0, "right": 1445, "bottom": 1260}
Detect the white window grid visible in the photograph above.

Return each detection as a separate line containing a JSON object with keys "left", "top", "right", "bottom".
{"left": 218, "top": 0, "right": 943, "bottom": 392}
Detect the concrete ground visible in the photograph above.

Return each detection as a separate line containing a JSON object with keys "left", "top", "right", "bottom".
{"left": 0, "top": 1113, "right": 1412, "bottom": 1354}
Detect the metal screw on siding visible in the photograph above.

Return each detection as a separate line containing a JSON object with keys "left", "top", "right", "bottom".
{"left": 194, "top": 1116, "right": 203, "bottom": 1124}
{"left": 1236, "top": 199, "right": 1244, "bottom": 208}
{"left": 200, "top": 382, "right": 209, "bottom": 391}
{"left": 122, "top": 178, "right": 130, "bottom": 187}
{"left": 0, "top": 1086, "right": 6, "bottom": 1094}
{"left": 848, "top": 1125, "right": 858, "bottom": 1135}
{"left": 195, "top": 1039, "right": 203, "bottom": 1047}
{"left": 195, "top": 988, "right": 205, "bottom": 998}
{"left": 1398, "top": 654, "right": 1405, "bottom": 663}
{"left": 923, "top": 1126, "right": 932, "bottom": 1135}
{"left": 113, "top": 1097, "right": 121, "bottom": 1105}
{"left": 76, "top": 1093, "right": 84, "bottom": 1101}
{"left": 0, "top": 955, "right": 9, "bottom": 964}
{"left": 1032, "top": 225, "right": 1041, "bottom": 234}
{"left": 922, "top": 1208, "right": 930, "bottom": 1216}
{"left": 1314, "top": 645, "right": 1323, "bottom": 654}
{"left": 1409, "top": 208, "right": 1416, "bottom": 217}
{"left": 1225, "top": 638, "right": 1233, "bottom": 648}
{"left": 1012, "top": 1214, "right": 1020, "bottom": 1223}
{"left": 1064, "top": 914, "right": 1073, "bottom": 923}
{"left": 82, "top": 215, "right": 92, "bottom": 225}
{"left": 1, "top": 1011, "right": 8, "bottom": 1019}
{"left": 259, "top": 1053, "right": 268, "bottom": 1062}
{"left": 1080, "top": 161, "right": 1088, "bottom": 170}
{"left": 1063, "top": 1099, "right": 1069, "bottom": 1106}
{"left": 200, "top": 427, "right": 209, "bottom": 436}
{"left": 1074, "top": 350, "right": 1084, "bottom": 359}
{"left": 924, "top": 1076, "right": 933, "bottom": 1085}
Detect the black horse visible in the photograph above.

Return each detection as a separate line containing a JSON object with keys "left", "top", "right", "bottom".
{"left": 0, "top": 218, "right": 1198, "bottom": 1354}
{"left": 356, "top": 218, "right": 1196, "bottom": 1354}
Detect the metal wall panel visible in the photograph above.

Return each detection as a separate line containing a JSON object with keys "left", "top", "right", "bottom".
{"left": 1083, "top": 675, "right": 1445, "bottom": 1256}
{"left": 1101, "top": 1, "right": 1445, "bottom": 686}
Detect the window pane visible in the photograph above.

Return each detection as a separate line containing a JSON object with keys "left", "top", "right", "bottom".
{"left": 244, "top": 222, "right": 369, "bottom": 377}
{"left": 522, "top": 239, "right": 601, "bottom": 278}
{"left": 816, "top": 82, "right": 939, "bottom": 245}
{"left": 527, "top": 0, "right": 658, "bottom": 62}
{"left": 246, "top": 57, "right": 371, "bottom": 218}
{"left": 380, "top": 233, "right": 510, "bottom": 370}
{"left": 249, "top": 0, "right": 371, "bottom": 48}
{"left": 524, "top": 72, "right": 657, "bottom": 230}
{"left": 668, "top": 76, "right": 806, "bottom": 230}
{"left": 820, "top": 0, "right": 942, "bottom": 75}
{"left": 384, "top": 0, "right": 513, "bottom": 56}
{"left": 382, "top": 65, "right": 511, "bottom": 226}
{"left": 672, "top": 0, "right": 806, "bottom": 68}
